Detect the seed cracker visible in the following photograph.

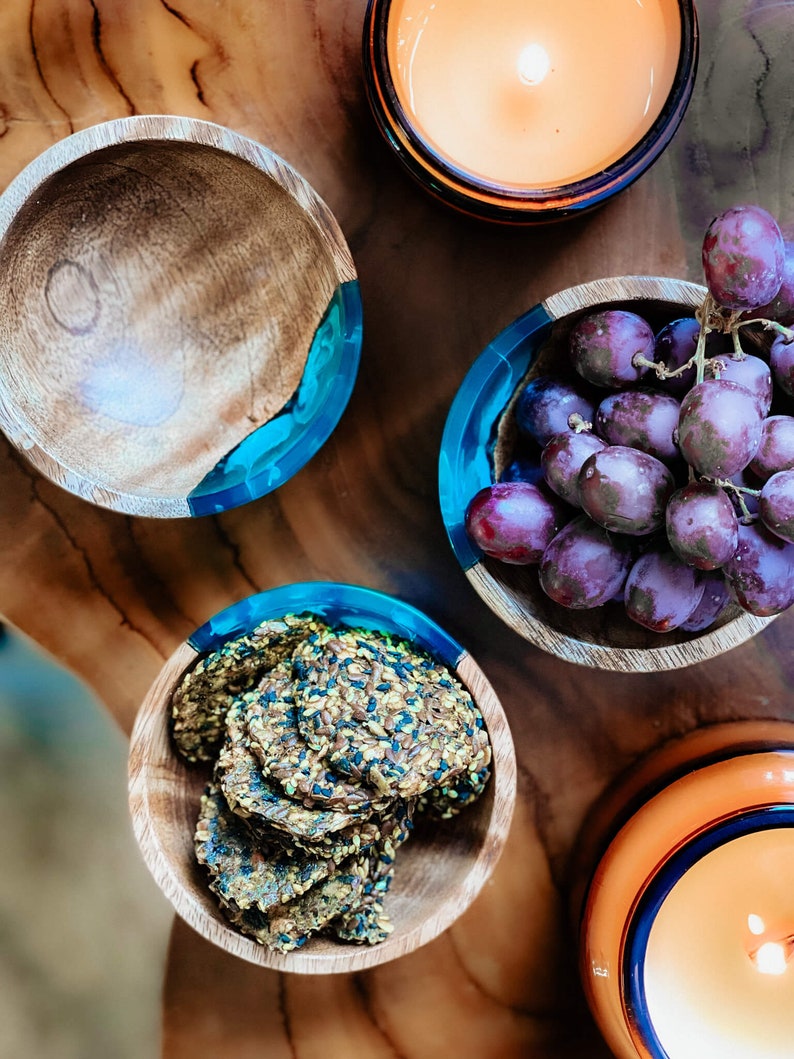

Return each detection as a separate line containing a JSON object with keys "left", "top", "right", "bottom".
{"left": 225, "top": 854, "right": 371, "bottom": 952}
{"left": 171, "top": 615, "right": 325, "bottom": 763}
{"left": 294, "top": 627, "right": 482, "bottom": 800}
{"left": 245, "top": 659, "right": 391, "bottom": 814}
{"left": 195, "top": 783, "right": 338, "bottom": 912}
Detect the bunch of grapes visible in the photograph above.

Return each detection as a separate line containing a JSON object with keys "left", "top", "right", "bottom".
{"left": 465, "top": 203, "right": 794, "bottom": 634}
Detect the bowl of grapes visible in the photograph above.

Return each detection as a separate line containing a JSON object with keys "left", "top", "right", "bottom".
{"left": 440, "top": 205, "right": 794, "bottom": 672}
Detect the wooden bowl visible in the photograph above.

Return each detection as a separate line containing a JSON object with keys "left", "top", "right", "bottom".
{"left": 128, "top": 582, "right": 516, "bottom": 973}
{"left": 439, "top": 276, "right": 774, "bottom": 673}
{"left": 0, "top": 116, "right": 362, "bottom": 517}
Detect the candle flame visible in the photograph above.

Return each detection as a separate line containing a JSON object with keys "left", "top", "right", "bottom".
{"left": 517, "top": 43, "right": 551, "bottom": 87}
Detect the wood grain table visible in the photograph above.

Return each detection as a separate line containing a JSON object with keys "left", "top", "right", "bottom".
{"left": 1, "top": 2, "right": 793, "bottom": 1056}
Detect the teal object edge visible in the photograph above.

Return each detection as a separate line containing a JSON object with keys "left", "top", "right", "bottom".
{"left": 438, "top": 303, "right": 553, "bottom": 570}
{"left": 187, "top": 280, "right": 362, "bottom": 516}
{"left": 188, "top": 581, "right": 465, "bottom": 671}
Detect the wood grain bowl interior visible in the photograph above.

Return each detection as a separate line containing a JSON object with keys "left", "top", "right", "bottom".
{"left": 0, "top": 116, "right": 355, "bottom": 510}
{"left": 462, "top": 277, "right": 773, "bottom": 671}
{"left": 128, "top": 637, "right": 516, "bottom": 974}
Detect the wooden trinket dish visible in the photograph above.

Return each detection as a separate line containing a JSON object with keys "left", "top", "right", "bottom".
{"left": 439, "top": 275, "right": 774, "bottom": 673}
{"left": 128, "top": 581, "right": 516, "bottom": 974}
{"left": 0, "top": 116, "right": 362, "bottom": 517}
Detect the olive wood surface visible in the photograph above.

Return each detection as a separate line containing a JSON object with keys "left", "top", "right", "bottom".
{"left": 1, "top": 2, "right": 793, "bottom": 1058}
{"left": 128, "top": 644, "right": 516, "bottom": 974}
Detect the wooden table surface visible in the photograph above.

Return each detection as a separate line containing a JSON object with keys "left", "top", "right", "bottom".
{"left": 1, "top": 2, "right": 793, "bottom": 1056}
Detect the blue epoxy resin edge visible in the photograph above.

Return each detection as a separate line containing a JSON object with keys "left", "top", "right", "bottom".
{"left": 187, "top": 581, "right": 465, "bottom": 671}
{"left": 624, "top": 804, "right": 794, "bottom": 1059}
{"left": 187, "top": 280, "right": 363, "bottom": 516}
{"left": 438, "top": 303, "right": 553, "bottom": 570}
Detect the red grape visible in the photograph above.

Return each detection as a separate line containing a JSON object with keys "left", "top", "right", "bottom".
{"left": 465, "top": 482, "right": 568, "bottom": 564}
{"left": 702, "top": 204, "right": 784, "bottom": 310}
{"left": 539, "top": 515, "right": 632, "bottom": 609}
{"left": 680, "top": 571, "right": 731, "bottom": 631}
{"left": 706, "top": 353, "right": 772, "bottom": 417}
{"left": 677, "top": 379, "right": 763, "bottom": 477}
{"left": 579, "top": 446, "right": 675, "bottom": 535}
{"left": 594, "top": 388, "right": 680, "bottom": 462}
{"left": 666, "top": 481, "right": 738, "bottom": 569}
{"left": 745, "top": 240, "right": 794, "bottom": 325}
{"left": 723, "top": 521, "right": 794, "bottom": 615}
{"left": 541, "top": 431, "right": 607, "bottom": 506}
{"left": 759, "top": 468, "right": 794, "bottom": 543}
{"left": 515, "top": 376, "right": 595, "bottom": 446}
{"left": 770, "top": 334, "right": 794, "bottom": 397}
{"left": 748, "top": 415, "right": 794, "bottom": 480}
{"left": 652, "top": 317, "right": 700, "bottom": 395}
{"left": 569, "top": 310, "right": 653, "bottom": 388}
{"left": 624, "top": 547, "right": 705, "bottom": 632}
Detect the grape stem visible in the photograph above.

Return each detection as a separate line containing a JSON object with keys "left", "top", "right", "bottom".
{"left": 567, "top": 413, "right": 592, "bottom": 433}
{"left": 735, "top": 317, "right": 794, "bottom": 343}
{"left": 709, "top": 476, "right": 761, "bottom": 524}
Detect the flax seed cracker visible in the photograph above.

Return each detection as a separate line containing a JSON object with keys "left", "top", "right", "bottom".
{"left": 171, "top": 615, "right": 325, "bottom": 763}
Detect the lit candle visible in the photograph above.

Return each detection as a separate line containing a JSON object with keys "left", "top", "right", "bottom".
{"left": 363, "top": 0, "right": 698, "bottom": 221}
{"left": 577, "top": 722, "right": 794, "bottom": 1059}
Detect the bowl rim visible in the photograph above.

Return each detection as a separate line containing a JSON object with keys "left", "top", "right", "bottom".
{"left": 128, "top": 580, "right": 517, "bottom": 974}
{"left": 438, "top": 275, "right": 774, "bottom": 673}
{"left": 0, "top": 115, "right": 362, "bottom": 518}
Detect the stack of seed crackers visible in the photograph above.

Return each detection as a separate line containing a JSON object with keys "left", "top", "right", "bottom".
{"left": 170, "top": 614, "right": 492, "bottom": 953}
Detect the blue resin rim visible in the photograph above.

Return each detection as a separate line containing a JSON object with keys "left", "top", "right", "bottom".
{"left": 188, "top": 581, "right": 465, "bottom": 671}
{"left": 364, "top": 0, "right": 698, "bottom": 222}
{"left": 187, "top": 280, "right": 363, "bottom": 516}
{"left": 624, "top": 806, "right": 794, "bottom": 1059}
{"left": 438, "top": 303, "right": 553, "bottom": 570}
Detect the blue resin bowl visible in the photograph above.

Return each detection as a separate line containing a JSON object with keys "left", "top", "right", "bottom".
{"left": 439, "top": 276, "right": 772, "bottom": 672}
{"left": 0, "top": 116, "right": 362, "bottom": 517}
{"left": 128, "top": 581, "right": 516, "bottom": 973}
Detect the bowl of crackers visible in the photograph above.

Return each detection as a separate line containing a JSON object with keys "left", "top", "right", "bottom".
{"left": 128, "top": 581, "right": 516, "bottom": 973}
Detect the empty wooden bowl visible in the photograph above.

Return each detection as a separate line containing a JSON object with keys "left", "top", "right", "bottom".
{"left": 439, "top": 276, "right": 774, "bottom": 673}
{"left": 128, "top": 581, "right": 516, "bottom": 973}
{"left": 0, "top": 116, "right": 362, "bottom": 517}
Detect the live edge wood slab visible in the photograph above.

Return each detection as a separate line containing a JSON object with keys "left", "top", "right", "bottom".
{"left": 1, "top": 2, "right": 793, "bottom": 1058}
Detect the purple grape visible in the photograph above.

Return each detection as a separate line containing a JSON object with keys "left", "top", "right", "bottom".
{"left": 723, "top": 521, "right": 794, "bottom": 616}
{"left": 680, "top": 571, "right": 732, "bottom": 631}
{"left": 652, "top": 317, "right": 700, "bottom": 395}
{"left": 702, "top": 204, "right": 785, "bottom": 311}
{"left": 748, "top": 416, "right": 794, "bottom": 481}
{"left": 705, "top": 353, "right": 772, "bottom": 417}
{"left": 465, "top": 482, "right": 567, "bottom": 564}
{"left": 677, "top": 379, "right": 763, "bottom": 477}
{"left": 569, "top": 310, "right": 653, "bottom": 389}
{"left": 594, "top": 388, "right": 680, "bottom": 462}
{"left": 541, "top": 431, "right": 607, "bottom": 506}
{"left": 665, "top": 481, "right": 738, "bottom": 569}
{"left": 515, "top": 376, "right": 595, "bottom": 446}
{"left": 759, "top": 468, "right": 794, "bottom": 543}
{"left": 744, "top": 240, "right": 794, "bottom": 325}
{"left": 624, "top": 547, "right": 705, "bottom": 632}
{"left": 539, "top": 515, "right": 633, "bottom": 609}
{"left": 578, "top": 446, "right": 675, "bottom": 535}
{"left": 770, "top": 334, "right": 794, "bottom": 397}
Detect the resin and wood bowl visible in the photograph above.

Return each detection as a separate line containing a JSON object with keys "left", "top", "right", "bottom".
{"left": 439, "top": 275, "right": 773, "bottom": 673}
{"left": 0, "top": 116, "right": 362, "bottom": 517}
{"left": 128, "top": 582, "right": 516, "bottom": 974}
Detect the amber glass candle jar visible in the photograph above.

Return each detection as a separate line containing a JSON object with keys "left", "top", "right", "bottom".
{"left": 576, "top": 721, "right": 794, "bottom": 1059}
{"left": 363, "top": 0, "right": 698, "bottom": 222}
